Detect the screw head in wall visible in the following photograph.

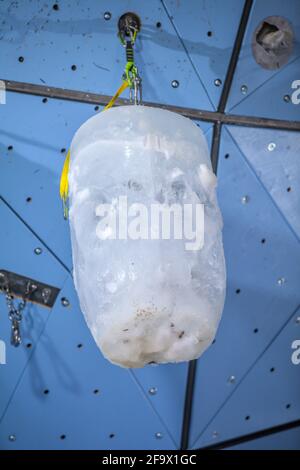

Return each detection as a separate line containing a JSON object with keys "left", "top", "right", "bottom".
{"left": 34, "top": 247, "right": 42, "bottom": 255}
{"left": 171, "top": 80, "right": 179, "bottom": 88}
{"left": 149, "top": 387, "right": 157, "bottom": 395}
{"left": 104, "top": 12, "right": 111, "bottom": 21}
{"left": 228, "top": 375, "right": 236, "bottom": 384}
{"left": 241, "top": 85, "right": 248, "bottom": 94}
{"left": 8, "top": 435, "right": 16, "bottom": 442}
{"left": 241, "top": 195, "right": 249, "bottom": 204}
{"left": 155, "top": 432, "right": 163, "bottom": 439}
{"left": 283, "top": 95, "right": 290, "bottom": 103}
{"left": 212, "top": 431, "right": 219, "bottom": 439}
{"left": 61, "top": 297, "right": 70, "bottom": 307}
{"left": 267, "top": 142, "right": 276, "bottom": 151}
{"left": 214, "top": 78, "right": 222, "bottom": 87}
{"left": 295, "top": 317, "right": 300, "bottom": 324}
{"left": 277, "top": 277, "right": 285, "bottom": 286}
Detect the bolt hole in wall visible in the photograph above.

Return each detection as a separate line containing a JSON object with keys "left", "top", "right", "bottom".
{"left": 104, "top": 12, "right": 111, "bottom": 21}
{"left": 61, "top": 297, "right": 70, "bottom": 307}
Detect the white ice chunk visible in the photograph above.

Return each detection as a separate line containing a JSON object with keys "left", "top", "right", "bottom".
{"left": 68, "top": 105, "right": 226, "bottom": 368}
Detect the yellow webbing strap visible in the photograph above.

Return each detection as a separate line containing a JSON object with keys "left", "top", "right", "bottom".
{"left": 59, "top": 80, "right": 129, "bottom": 218}
{"left": 59, "top": 149, "right": 71, "bottom": 219}
{"left": 103, "top": 80, "right": 128, "bottom": 111}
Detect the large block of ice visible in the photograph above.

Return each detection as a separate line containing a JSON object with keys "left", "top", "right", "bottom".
{"left": 68, "top": 105, "right": 226, "bottom": 368}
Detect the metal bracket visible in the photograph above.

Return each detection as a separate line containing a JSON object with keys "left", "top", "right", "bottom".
{"left": 0, "top": 269, "right": 60, "bottom": 308}
{"left": 118, "top": 12, "right": 141, "bottom": 39}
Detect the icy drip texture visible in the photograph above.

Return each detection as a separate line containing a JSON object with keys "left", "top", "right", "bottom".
{"left": 68, "top": 106, "right": 226, "bottom": 368}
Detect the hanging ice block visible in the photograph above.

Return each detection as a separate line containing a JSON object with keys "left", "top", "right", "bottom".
{"left": 68, "top": 105, "right": 226, "bottom": 368}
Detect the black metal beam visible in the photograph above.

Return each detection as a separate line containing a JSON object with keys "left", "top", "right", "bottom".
{"left": 180, "top": 360, "right": 197, "bottom": 450}
{"left": 201, "top": 418, "right": 300, "bottom": 450}
{"left": 218, "top": 0, "right": 254, "bottom": 113}
{"left": 3, "top": 79, "right": 300, "bottom": 132}
{"left": 223, "top": 113, "right": 300, "bottom": 132}
{"left": 211, "top": 122, "right": 222, "bottom": 174}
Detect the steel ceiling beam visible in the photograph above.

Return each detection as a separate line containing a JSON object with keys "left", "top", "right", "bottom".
{"left": 2, "top": 79, "right": 300, "bottom": 132}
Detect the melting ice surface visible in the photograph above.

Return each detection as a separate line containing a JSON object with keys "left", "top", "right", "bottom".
{"left": 68, "top": 106, "right": 226, "bottom": 368}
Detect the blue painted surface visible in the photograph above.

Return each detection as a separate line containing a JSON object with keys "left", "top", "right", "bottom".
{"left": 0, "top": 199, "right": 68, "bottom": 420}
{"left": 228, "top": 125, "right": 300, "bottom": 239}
{"left": 229, "top": 56, "right": 300, "bottom": 121}
{"left": 194, "top": 307, "right": 300, "bottom": 448}
{"left": 163, "top": 0, "right": 246, "bottom": 109}
{"left": 0, "top": 0, "right": 299, "bottom": 451}
{"left": 190, "top": 126, "right": 300, "bottom": 448}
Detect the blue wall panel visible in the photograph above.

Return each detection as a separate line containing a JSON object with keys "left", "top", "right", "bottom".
{"left": 163, "top": 0, "right": 246, "bottom": 109}
{"left": 0, "top": 199, "right": 68, "bottom": 420}
{"left": 194, "top": 307, "right": 300, "bottom": 448}
{"left": 189, "top": 126, "right": 300, "bottom": 448}
{"left": 228, "top": 125, "right": 300, "bottom": 239}
{"left": 229, "top": 56, "right": 300, "bottom": 121}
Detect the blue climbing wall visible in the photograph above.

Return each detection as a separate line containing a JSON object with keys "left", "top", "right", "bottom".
{"left": 0, "top": 0, "right": 299, "bottom": 450}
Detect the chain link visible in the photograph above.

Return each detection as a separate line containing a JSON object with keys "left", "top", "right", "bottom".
{"left": 4, "top": 281, "right": 31, "bottom": 347}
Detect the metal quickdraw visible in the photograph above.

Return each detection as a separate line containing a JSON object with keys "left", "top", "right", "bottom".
{"left": 118, "top": 12, "right": 142, "bottom": 105}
